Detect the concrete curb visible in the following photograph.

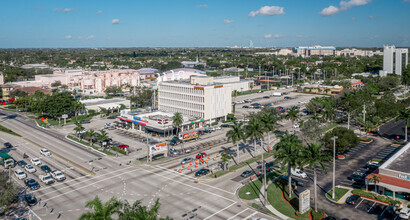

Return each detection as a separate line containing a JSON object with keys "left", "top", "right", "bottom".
{"left": 325, "top": 185, "right": 353, "bottom": 205}
{"left": 64, "top": 135, "right": 108, "bottom": 156}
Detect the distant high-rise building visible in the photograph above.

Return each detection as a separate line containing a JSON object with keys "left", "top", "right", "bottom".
{"left": 249, "top": 40, "right": 254, "bottom": 48}
{"left": 293, "top": 45, "right": 335, "bottom": 57}
{"left": 380, "top": 45, "right": 408, "bottom": 77}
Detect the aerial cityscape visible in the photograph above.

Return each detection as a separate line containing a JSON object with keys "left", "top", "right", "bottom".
{"left": 0, "top": 0, "right": 409, "bottom": 220}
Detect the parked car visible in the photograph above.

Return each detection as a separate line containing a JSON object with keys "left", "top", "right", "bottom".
{"left": 17, "top": 160, "right": 27, "bottom": 167}
{"left": 251, "top": 103, "right": 261, "bottom": 106}
{"left": 284, "top": 96, "right": 291, "bottom": 99}
{"left": 293, "top": 123, "right": 300, "bottom": 129}
{"left": 241, "top": 170, "right": 255, "bottom": 177}
{"left": 14, "top": 169, "right": 27, "bottom": 179}
{"left": 40, "top": 148, "right": 51, "bottom": 156}
{"left": 51, "top": 170, "right": 66, "bottom": 181}
{"left": 24, "top": 179, "right": 40, "bottom": 190}
{"left": 263, "top": 96, "right": 270, "bottom": 99}
{"left": 352, "top": 181, "right": 365, "bottom": 189}
{"left": 242, "top": 105, "right": 249, "bottom": 108}
{"left": 39, "top": 174, "right": 55, "bottom": 185}
{"left": 81, "top": 119, "right": 91, "bottom": 124}
{"left": 258, "top": 90, "right": 263, "bottom": 93}
{"left": 280, "top": 175, "right": 298, "bottom": 185}
{"left": 4, "top": 142, "right": 13, "bottom": 148}
{"left": 107, "top": 115, "right": 116, "bottom": 119}
{"left": 41, "top": 165, "right": 52, "bottom": 173}
{"left": 221, "top": 124, "right": 230, "bottom": 128}
{"left": 169, "top": 148, "right": 179, "bottom": 155}
{"left": 24, "top": 194, "right": 37, "bottom": 206}
{"left": 244, "top": 99, "right": 252, "bottom": 103}
{"left": 195, "top": 169, "right": 210, "bottom": 177}
{"left": 181, "top": 158, "right": 193, "bottom": 165}
{"left": 385, "top": 205, "right": 399, "bottom": 216}
{"left": 24, "top": 164, "right": 36, "bottom": 173}
{"left": 291, "top": 168, "right": 307, "bottom": 178}
{"left": 215, "top": 126, "right": 222, "bottom": 130}
{"left": 348, "top": 172, "right": 365, "bottom": 181}
{"left": 399, "top": 208, "right": 410, "bottom": 219}
{"left": 346, "top": 195, "right": 361, "bottom": 205}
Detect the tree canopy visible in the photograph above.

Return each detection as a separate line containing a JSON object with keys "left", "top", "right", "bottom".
{"left": 322, "top": 127, "right": 359, "bottom": 153}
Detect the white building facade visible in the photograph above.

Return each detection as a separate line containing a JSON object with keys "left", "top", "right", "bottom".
{"left": 380, "top": 45, "right": 409, "bottom": 76}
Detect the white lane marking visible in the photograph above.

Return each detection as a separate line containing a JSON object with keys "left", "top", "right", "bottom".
{"left": 380, "top": 206, "right": 387, "bottom": 217}
{"left": 368, "top": 202, "right": 376, "bottom": 213}
{"left": 227, "top": 208, "right": 249, "bottom": 220}
{"left": 140, "top": 167, "right": 236, "bottom": 203}
{"left": 42, "top": 168, "right": 140, "bottom": 200}
{"left": 242, "top": 211, "right": 258, "bottom": 220}
{"left": 203, "top": 202, "right": 237, "bottom": 220}
{"left": 355, "top": 198, "right": 364, "bottom": 209}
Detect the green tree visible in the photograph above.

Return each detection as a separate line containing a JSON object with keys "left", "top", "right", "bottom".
{"left": 369, "top": 174, "right": 381, "bottom": 193}
{"left": 302, "top": 142, "right": 331, "bottom": 212}
{"left": 172, "top": 112, "right": 183, "bottom": 135}
{"left": 0, "top": 172, "right": 18, "bottom": 209}
{"left": 285, "top": 106, "right": 300, "bottom": 124}
{"left": 274, "top": 131, "right": 303, "bottom": 198}
{"left": 323, "top": 127, "right": 359, "bottom": 153}
{"left": 105, "top": 86, "right": 122, "bottom": 96}
{"left": 396, "top": 108, "right": 410, "bottom": 142}
{"left": 118, "top": 198, "right": 171, "bottom": 220}
{"left": 8, "top": 89, "right": 28, "bottom": 98}
{"left": 74, "top": 121, "right": 85, "bottom": 139}
{"left": 260, "top": 112, "right": 277, "bottom": 150}
{"left": 402, "top": 66, "right": 410, "bottom": 88}
{"left": 245, "top": 119, "right": 264, "bottom": 155}
{"left": 301, "top": 119, "right": 322, "bottom": 143}
{"left": 220, "top": 153, "right": 233, "bottom": 171}
{"left": 226, "top": 121, "right": 245, "bottom": 164}
{"left": 97, "top": 129, "right": 109, "bottom": 149}
{"left": 51, "top": 80, "right": 62, "bottom": 87}
{"left": 85, "top": 129, "right": 97, "bottom": 146}
{"left": 79, "top": 196, "right": 121, "bottom": 220}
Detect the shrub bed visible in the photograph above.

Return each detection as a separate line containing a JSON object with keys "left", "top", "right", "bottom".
{"left": 352, "top": 189, "right": 400, "bottom": 205}
{"left": 111, "top": 146, "right": 126, "bottom": 155}
{"left": 311, "top": 210, "right": 325, "bottom": 220}
{"left": 0, "top": 124, "right": 21, "bottom": 137}
{"left": 359, "top": 137, "right": 372, "bottom": 142}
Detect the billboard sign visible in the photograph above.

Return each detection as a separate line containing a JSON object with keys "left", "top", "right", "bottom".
{"left": 299, "top": 189, "right": 310, "bottom": 214}
{"left": 150, "top": 142, "right": 168, "bottom": 155}
{"left": 183, "top": 131, "right": 198, "bottom": 141}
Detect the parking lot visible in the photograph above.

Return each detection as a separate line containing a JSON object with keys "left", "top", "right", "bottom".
{"left": 343, "top": 197, "right": 400, "bottom": 220}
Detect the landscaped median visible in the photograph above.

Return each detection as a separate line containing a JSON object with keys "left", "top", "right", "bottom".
{"left": 0, "top": 124, "right": 21, "bottom": 137}
{"left": 67, "top": 135, "right": 115, "bottom": 156}
{"left": 238, "top": 171, "right": 281, "bottom": 200}
{"left": 351, "top": 189, "right": 401, "bottom": 205}
{"left": 325, "top": 187, "right": 350, "bottom": 203}
{"left": 212, "top": 151, "right": 276, "bottom": 178}
{"left": 359, "top": 137, "right": 373, "bottom": 143}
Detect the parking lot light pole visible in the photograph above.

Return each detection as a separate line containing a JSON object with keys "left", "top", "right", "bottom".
{"left": 331, "top": 136, "right": 338, "bottom": 199}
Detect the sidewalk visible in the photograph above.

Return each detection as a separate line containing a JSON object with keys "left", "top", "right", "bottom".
{"left": 259, "top": 187, "right": 290, "bottom": 220}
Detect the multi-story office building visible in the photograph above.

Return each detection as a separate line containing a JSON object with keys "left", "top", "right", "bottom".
{"left": 158, "top": 76, "right": 232, "bottom": 125}
{"left": 380, "top": 45, "right": 409, "bottom": 76}
{"left": 294, "top": 45, "right": 335, "bottom": 57}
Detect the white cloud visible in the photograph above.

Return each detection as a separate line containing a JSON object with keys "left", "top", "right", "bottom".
{"left": 265, "top": 34, "right": 283, "bottom": 39}
{"left": 249, "top": 6, "right": 285, "bottom": 17}
{"left": 320, "top": 0, "right": 371, "bottom": 16}
{"left": 197, "top": 4, "right": 208, "bottom": 8}
{"left": 86, "top": 35, "right": 95, "bottom": 40}
{"left": 65, "top": 35, "right": 72, "bottom": 39}
{"left": 54, "top": 8, "right": 75, "bottom": 13}
{"left": 64, "top": 8, "right": 74, "bottom": 12}
{"left": 264, "top": 34, "right": 272, "bottom": 39}
{"left": 296, "top": 34, "right": 304, "bottom": 38}
{"left": 96, "top": 10, "right": 103, "bottom": 14}
{"left": 319, "top": 6, "right": 340, "bottom": 16}
{"left": 223, "top": 19, "right": 234, "bottom": 23}
{"left": 112, "top": 19, "right": 120, "bottom": 24}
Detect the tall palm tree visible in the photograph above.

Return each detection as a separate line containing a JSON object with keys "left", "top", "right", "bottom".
{"left": 302, "top": 142, "right": 331, "bottom": 212}
{"left": 274, "top": 130, "right": 303, "bottom": 198}
{"left": 260, "top": 113, "right": 277, "bottom": 150}
{"left": 369, "top": 174, "right": 381, "bottom": 193}
{"left": 74, "top": 121, "right": 85, "bottom": 139}
{"left": 97, "top": 129, "right": 109, "bottom": 149}
{"left": 79, "top": 196, "right": 121, "bottom": 220}
{"left": 396, "top": 108, "right": 410, "bottom": 142}
{"left": 221, "top": 153, "right": 233, "bottom": 171}
{"left": 172, "top": 112, "right": 183, "bottom": 135}
{"left": 245, "top": 120, "right": 264, "bottom": 155}
{"left": 226, "top": 121, "right": 246, "bottom": 164}
{"left": 120, "top": 199, "right": 170, "bottom": 220}
{"left": 286, "top": 106, "right": 300, "bottom": 125}
{"left": 85, "top": 129, "right": 97, "bottom": 146}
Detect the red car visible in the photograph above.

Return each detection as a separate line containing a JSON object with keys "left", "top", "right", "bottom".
{"left": 196, "top": 152, "right": 207, "bottom": 159}
{"left": 118, "top": 145, "right": 129, "bottom": 149}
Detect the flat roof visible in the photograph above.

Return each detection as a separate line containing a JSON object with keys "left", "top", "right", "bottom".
{"left": 381, "top": 142, "right": 410, "bottom": 174}
{"left": 80, "top": 98, "right": 128, "bottom": 106}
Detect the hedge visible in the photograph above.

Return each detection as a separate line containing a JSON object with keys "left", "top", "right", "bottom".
{"left": 112, "top": 146, "right": 126, "bottom": 155}
{"left": 352, "top": 189, "right": 400, "bottom": 205}
{"left": 311, "top": 210, "right": 325, "bottom": 220}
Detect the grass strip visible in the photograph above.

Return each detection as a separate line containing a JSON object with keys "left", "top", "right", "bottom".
{"left": 0, "top": 124, "right": 21, "bottom": 137}
{"left": 67, "top": 135, "right": 115, "bottom": 156}
{"left": 325, "top": 187, "right": 349, "bottom": 202}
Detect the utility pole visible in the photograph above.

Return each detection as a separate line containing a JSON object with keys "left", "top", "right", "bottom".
{"left": 362, "top": 104, "right": 367, "bottom": 136}
{"left": 331, "top": 136, "right": 338, "bottom": 199}
{"left": 262, "top": 144, "right": 266, "bottom": 204}
{"left": 265, "top": 71, "right": 267, "bottom": 90}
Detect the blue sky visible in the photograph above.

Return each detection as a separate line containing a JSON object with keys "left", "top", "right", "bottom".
{"left": 0, "top": 0, "right": 409, "bottom": 48}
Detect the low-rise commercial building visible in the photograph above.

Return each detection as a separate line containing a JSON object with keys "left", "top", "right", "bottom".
{"left": 294, "top": 45, "right": 336, "bottom": 57}
{"left": 80, "top": 98, "right": 130, "bottom": 113}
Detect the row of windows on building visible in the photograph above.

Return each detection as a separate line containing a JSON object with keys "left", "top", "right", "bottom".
{"left": 160, "top": 105, "right": 204, "bottom": 119}
{"left": 160, "top": 85, "right": 204, "bottom": 96}
{"left": 159, "top": 98, "right": 204, "bottom": 111}
{"left": 158, "top": 91, "right": 204, "bottom": 103}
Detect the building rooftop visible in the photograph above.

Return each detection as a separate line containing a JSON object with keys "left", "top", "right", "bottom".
{"left": 80, "top": 98, "right": 128, "bottom": 106}
{"left": 382, "top": 143, "right": 410, "bottom": 174}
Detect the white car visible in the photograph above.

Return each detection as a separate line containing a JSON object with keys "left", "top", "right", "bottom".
{"left": 40, "top": 148, "right": 51, "bottom": 156}
{"left": 298, "top": 101, "right": 307, "bottom": 104}
{"left": 293, "top": 123, "right": 300, "bottom": 128}
{"left": 215, "top": 126, "right": 222, "bottom": 130}
{"left": 399, "top": 208, "right": 410, "bottom": 219}
{"left": 14, "top": 169, "right": 27, "bottom": 179}
{"left": 30, "top": 158, "right": 42, "bottom": 166}
{"left": 51, "top": 170, "right": 66, "bottom": 181}
{"left": 24, "top": 164, "right": 37, "bottom": 173}
{"left": 291, "top": 168, "right": 307, "bottom": 178}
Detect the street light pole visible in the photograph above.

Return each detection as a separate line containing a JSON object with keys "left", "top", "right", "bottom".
{"left": 362, "top": 104, "right": 367, "bottom": 136}
{"left": 331, "top": 136, "right": 338, "bottom": 199}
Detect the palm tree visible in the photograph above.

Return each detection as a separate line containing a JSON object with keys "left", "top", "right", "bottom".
{"left": 226, "top": 121, "right": 246, "bottom": 164}
{"left": 274, "top": 130, "right": 303, "bottom": 198}
{"left": 97, "top": 129, "right": 109, "bottom": 149}
{"left": 79, "top": 196, "right": 121, "bottom": 220}
{"left": 220, "top": 153, "right": 232, "bottom": 171}
{"left": 245, "top": 120, "right": 264, "bottom": 155}
{"left": 85, "top": 129, "right": 97, "bottom": 146}
{"left": 118, "top": 199, "right": 171, "bottom": 220}
{"left": 260, "top": 113, "right": 277, "bottom": 150}
{"left": 396, "top": 108, "right": 410, "bottom": 142}
{"left": 172, "top": 112, "right": 183, "bottom": 135}
{"left": 302, "top": 142, "right": 331, "bottom": 212}
{"left": 74, "top": 121, "right": 85, "bottom": 139}
{"left": 369, "top": 174, "right": 381, "bottom": 193}
{"left": 286, "top": 106, "right": 300, "bottom": 125}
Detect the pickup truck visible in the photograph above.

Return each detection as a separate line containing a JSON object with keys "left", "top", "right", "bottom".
{"left": 39, "top": 174, "right": 55, "bottom": 185}
{"left": 51, "top": 170, "right": 66, "bottom": 181}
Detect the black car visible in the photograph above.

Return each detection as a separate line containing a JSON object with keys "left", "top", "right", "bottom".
{"left": 25, "top": 194, "right": 37, "bottom": 206}
{"left": 253, "top": 106, "right": 261, "bottom": 109}
{"left": 4, "top": 142, "right": 13, "bottom": 148}
{"left": 352, "top": 181, "right": 365, "bottom": 189}
{"left": 195, "top": 169, "right": 210, "bottom": 177}
{"left": 284, "top": 96, "right": 291, "bottom": 99}
{"left": 221, "top": 124, "right": 230, "bottom": 128}
{"left": 322, "top": 216, "right": 336, "bottom": 220}
{"left": 348, "top": 173, "right": 365, "bottom": 182}
{"left": 17, "top": 160, "right": 27, "bottom": 167}
{"left": 81, "top": 119, "right": 91, "bottom": 124}
{"left": 385, "top": 205, "right": 399, "bottom": 216}
{"left": 107, "top": 115, "right": 116, "bottom": 119}
{"left": 263, "top": 96, "right": 270, "bottom": 99}
{"left": 242, "top": 105, "right": 249, "bottom": 108}
{"left": 41, "top": 165, "right": 52, "bottom": 173}
{"left": 346, "top": 195, "right": 361, "bottom": 205}
{"left": 251, "top": 103, "right": 260, "bottom": 106}
{"left": 241, "top": 170, "right": 255, "bottom": 177}
{"left": 24, "top": 179, "right": 40, "bottom": 190}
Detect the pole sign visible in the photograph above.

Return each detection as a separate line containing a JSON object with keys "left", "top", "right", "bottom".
{"left": 62, "top": 114, "right": 68, "bottom": 119}
{"left": 149, "top": 142, "right": 167, "bottom": 155}
{"left": 299, "top": 189, "right": 310, "bottom": 214}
